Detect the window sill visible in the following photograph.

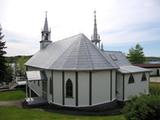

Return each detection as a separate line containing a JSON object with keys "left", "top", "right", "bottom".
{"left": 128, "top": 82, "right": 134, "bottom": 84}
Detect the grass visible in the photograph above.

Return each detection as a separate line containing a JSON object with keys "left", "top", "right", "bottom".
{"left": 0, "top": 106, "right": 125, "bottom": 120}
{"left": 2, "top": 83, "right": 158, "bottom": 120}
{"left": 149, "top": 82, "right": 160, "bottom": 95}
{"left": 150, "top": 82, "right": 160, "bottom": 87}
{"left": 0, "top": 90, "right": 25, "bottom": 101}
{"left": 0, "top": 89, "right": 125, "bottom": 120}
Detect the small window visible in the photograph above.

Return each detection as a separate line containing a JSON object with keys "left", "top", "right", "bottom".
{"left": 157, "top": 69, "right": 159, "bottom": 76}
{"left": 109, "top": 54, "right": 117, "bottom": 61}
{"left": 128, "top": 74, "right": 134, "bottom": 84}
{"left": 142, "top": 73, "right": 147, "bottom": 81}
{"left": 66, "top": 79, "right": 73, "bottom": 98}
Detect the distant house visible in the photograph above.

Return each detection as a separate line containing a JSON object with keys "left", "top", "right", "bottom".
{"left": 135, "top": 64, "right": 160, "bottom": 77}
{"left": 25, "top": 12, "right": 150, "bottom": 108}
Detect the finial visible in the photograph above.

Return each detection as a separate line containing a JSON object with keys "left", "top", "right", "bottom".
{"left": 94, "top": 10, "right": 96, "bottom": 17}
{"left": 101, "top": 43, "right": 104, "bottom": 51}
{"left": 45, "top": 11, "right": 48, "bottom": 18}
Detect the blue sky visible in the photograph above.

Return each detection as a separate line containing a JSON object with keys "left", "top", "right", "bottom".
{"left": 0, "top": 0, "right": 160, "bottom": 57}
{"left": 106, "top": 40, "right": 160, "bottom": 57}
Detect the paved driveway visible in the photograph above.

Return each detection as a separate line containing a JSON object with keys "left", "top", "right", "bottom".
{"left": 150, "top": 76, "right": 160, "bottom": 83}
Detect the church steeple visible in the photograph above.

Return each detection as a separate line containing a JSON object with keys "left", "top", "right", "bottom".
{"left": 91, "top": 11, "right": 101, "bottom": 48}
{"left": 40, "top": 11, "right": 52, "bottom": 50}
{"left": 41, "top": 11, "right": 51, "bottom": 41}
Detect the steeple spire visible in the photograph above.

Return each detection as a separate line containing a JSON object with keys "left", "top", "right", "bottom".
{"left": 91, "top": 10, "right": 101, "bottom": 48}
{"left": 43, "top": 11, "right": 49, "bottom": 32}
{"left": 93, "top": 11, "right": 97, "bottom": 40}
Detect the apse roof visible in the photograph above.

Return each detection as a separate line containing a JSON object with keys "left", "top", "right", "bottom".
{"left": 26, "top": 33, "right": 118, "bottom": 70}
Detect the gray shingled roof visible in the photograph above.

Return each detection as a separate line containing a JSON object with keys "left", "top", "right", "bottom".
{"left": 26, "top": 34, "right": 118, "bottom": 70}
{"left": 103, "top": 51, "right": 150, "bottom": 74}
{"left": 103, "top": 51, "right": 131, "bottom": 66}
{"left": 118, "top": 65, "right": 151, "bottom": 74}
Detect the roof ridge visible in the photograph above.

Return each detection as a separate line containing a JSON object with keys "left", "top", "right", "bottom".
{"left": 83, "top": 35, "right": 95, "bottom": 69}
{"left": 62, "top": 36, "right": 81, "bottom": 69}
{"left": 89, "top": 40, "right": 118, "bottom": 69}
{"left": 50, "top": 35, "right": 81, "bottom": 69}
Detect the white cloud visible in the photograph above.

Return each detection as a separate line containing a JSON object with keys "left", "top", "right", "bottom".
{"left": 6, "top": 42, "right": 38, "bottom": 56}
{"left": 0, "top": 0, "right": 160, "bottom": 56}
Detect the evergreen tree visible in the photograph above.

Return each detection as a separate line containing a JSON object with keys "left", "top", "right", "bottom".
{"left": 127, "top": 43, "right": 146, "bottom": 64}
{"left": 0, "top": 24, "right": 7, "bottom": 82}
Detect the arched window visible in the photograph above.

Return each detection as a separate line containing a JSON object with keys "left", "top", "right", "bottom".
{"left": 128, "top": 74, "right": 134, "bottom": 84}
{"left": 66, "top": 79, "right": 73, "bottom": 98}
{"left": 142, "top": 73, "right": 147, "bottom": 81}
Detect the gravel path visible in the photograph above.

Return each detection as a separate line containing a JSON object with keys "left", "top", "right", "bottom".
{"left": 0, "top": 100, "right": 23, "bottom": 107}
{"left": 150, "top": 77, "right": 160, "bottom": 83}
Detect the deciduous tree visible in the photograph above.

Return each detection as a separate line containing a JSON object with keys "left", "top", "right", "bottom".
{"left": 127, "top": 44, "right": 146, "bottom": 64}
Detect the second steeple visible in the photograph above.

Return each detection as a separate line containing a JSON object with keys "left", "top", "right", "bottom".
{"left": 91, "top": 11, "right": 101, "bottom": 48}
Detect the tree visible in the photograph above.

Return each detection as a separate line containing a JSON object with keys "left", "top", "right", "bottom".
{"left": 0, "top": 24, "right": 7, "bottom": 82}
{"left": 16, "top": 56, "right": 30, "bottom": 76}
{"left": 127, "top": 43, "right": 146, "bottom": 64}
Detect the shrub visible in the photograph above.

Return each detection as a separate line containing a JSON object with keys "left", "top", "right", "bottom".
{"left": 149, "top": 83, "right": 160, "bottom": 95}
{"left": 122, "top": 95, "right": 160, "bottom": 120}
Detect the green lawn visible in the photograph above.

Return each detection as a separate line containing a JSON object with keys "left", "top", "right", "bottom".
{"left": 0, "top": 90, "right": 25, "bottom": 101}
{"left": 0, "top": 107, "right": 125, "bottom": 120}
{"left": 150, "top": 82, "right": 160, "bottom": 87}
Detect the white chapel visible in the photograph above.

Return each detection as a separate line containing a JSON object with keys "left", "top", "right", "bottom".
{"left": 25, "top": 11, "right": 150, "bottom": 108}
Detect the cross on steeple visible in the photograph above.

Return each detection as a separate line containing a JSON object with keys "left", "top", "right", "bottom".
{"left": 91, "top": 10, "right": 101, "bottom": 48}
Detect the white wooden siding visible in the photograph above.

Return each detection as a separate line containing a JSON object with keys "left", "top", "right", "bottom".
{"left": 92, "top": 71, "right": 111, "bottom": 105}
{"left": 116, "top": 73, "right": 123, "bottom": 101}
{"left": 78, "top": 71, "right": 89, "bottom": 106}
{"left": 124, "top": 72, "right": 149, "bottom": 100}
{"left": 53, "top": 71, "right": 63, "bottom": 105}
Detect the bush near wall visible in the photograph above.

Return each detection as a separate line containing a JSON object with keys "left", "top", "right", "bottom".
{"left": 149, "top": 83, "right": 160, "bottom": 95}
{"left": 122, "top": 95, "right": 160, "bottom": 120}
